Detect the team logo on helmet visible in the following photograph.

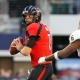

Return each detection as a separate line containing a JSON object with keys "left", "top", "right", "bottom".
{"left": 35, "top": 8, "right": 41, "bottom": 16}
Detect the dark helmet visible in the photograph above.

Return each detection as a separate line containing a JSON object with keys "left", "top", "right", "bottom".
{"left": 22, "top": 5, "right": 41, "bottom": 25}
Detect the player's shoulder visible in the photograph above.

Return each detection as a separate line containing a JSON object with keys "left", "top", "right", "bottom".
{"left": 69, "top": 30, "right": 80, "bottom": 43}
{"left": 27, "top": 23, "right": 40, "bottom": 30}
{"left": 70, "top": 30, "right": 80, "bottom": 37}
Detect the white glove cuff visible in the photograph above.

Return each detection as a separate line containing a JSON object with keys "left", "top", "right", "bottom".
{"left": 38, "top": 57, "right": 46, "bottom": 64}
{"left": 54, "top": 51, "right": 60, "bottom": 60}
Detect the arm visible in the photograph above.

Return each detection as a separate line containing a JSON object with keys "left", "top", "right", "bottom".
{"left": 13, "top": 36, "right": 37, "bottom": 56}
{"left": 38, "top": 40, "right": 80, "bottom": 63}
{"left": 20, "top": 36, "right": 37, "bottom": 56}
{"left": 45, "top": 40, "right": 80, "bottom": 61}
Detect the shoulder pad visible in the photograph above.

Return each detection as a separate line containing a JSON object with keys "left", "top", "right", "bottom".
{"left": 27, "top": 23, "right": 39, "bottom": 30}
{"left": 69, "top": 30, "right": 80, "bottom": 43}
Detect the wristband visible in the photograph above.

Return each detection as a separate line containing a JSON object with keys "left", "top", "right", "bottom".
{"left": 54, "top": 51, "right": 60, "bottom": 60}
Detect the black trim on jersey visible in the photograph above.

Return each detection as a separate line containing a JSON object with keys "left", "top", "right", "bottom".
{"left": 36, "top": 24, "right": 42, "bottom": 40}
{"left": 37, "top": 24, "right": 42, "bottom": 35}
{"left": 26, "top": 36, "right": 38, "bottom": 48}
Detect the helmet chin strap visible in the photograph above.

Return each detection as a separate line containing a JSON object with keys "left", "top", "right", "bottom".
{"left": 26, "top": 22, "right": 33, "bottom": 26}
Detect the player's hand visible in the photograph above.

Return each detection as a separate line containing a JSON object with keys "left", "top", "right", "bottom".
{"left": 12, "top": 38, "right": 23, "bottom": 51}
{"left": 38, "top": 57, "right": 46, "bottom": 64}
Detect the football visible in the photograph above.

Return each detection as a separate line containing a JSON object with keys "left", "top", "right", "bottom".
{"left": 9, "top": 37, "right": 24, "bottom": 55}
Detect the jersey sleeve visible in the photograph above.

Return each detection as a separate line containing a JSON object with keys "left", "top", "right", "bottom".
{"left": 69, "top": 30, "right": 80, "bottom": 43}
{"left": 27, "top": 23, "right": 39, "bottom": 36}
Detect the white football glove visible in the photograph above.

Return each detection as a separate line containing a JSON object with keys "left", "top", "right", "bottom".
{"left": 38, "top": 57, "right": 46, "bottom": 64}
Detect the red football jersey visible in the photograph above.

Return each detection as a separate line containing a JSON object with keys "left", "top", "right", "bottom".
{"left": 25, "top": 23, "right": 52, "bottom": 67}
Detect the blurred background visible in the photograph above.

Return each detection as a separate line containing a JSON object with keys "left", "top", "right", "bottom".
{"left": 0, "top": 0, "right": 80, "bottom": 80}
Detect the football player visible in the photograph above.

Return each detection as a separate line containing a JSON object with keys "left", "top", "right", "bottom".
{"left": 12, "top": 5, "right": 53, "bottom": 80}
